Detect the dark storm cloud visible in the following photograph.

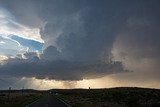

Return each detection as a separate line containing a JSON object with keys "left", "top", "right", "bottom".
{"left": 113, "top": 0, "right": 160, "bottom": 60}
{"left": 0, "top": 0, "right": 160, "bottom": 80}
{"left": 0, "top": 57, "right": 124, "bottom": 80}
{"left": 111, "top": 0, "right": 160, "bottom": 81}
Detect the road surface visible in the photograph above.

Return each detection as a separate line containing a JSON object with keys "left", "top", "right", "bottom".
{"left": 26, "top": 94, "right": 70, "bottom": 107}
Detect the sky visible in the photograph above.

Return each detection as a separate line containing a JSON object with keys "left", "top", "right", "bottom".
{"left": 0, "top": 0, "right": 160, "bottom": 90}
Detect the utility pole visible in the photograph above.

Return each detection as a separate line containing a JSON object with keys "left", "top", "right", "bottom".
{"left": 8, "top": 87, "right": 11, "bottom": 104}
{"left": 8, "top": 87, "right": 11, "bottom": 98}
{"left": 22, "top": 86, "right": 24, "bottom": 97}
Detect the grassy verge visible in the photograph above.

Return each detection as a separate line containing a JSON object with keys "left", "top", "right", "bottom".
{"left": 17, "top": 93, "right": 43, "bottom": 107}
{"left": 0, "top": 91, "right": 44, "bottom": 107}
{"left": 52, "top": 87, "right": 160, "bottom": 107}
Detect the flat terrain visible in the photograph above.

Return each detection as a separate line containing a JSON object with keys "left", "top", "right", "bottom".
{"left": 0, "top": 87, "right": 160, "bottom": 107}
{"left": 26, "top": 94, "right": 69, "bottom": 107}
{"left": 0, "top": 90, "right": 43, "bottom": 107}
{"left": 51, "top": 87, "right": 160, "bottom": 107}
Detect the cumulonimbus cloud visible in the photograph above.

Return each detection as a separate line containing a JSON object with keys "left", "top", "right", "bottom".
{"left": 0, "top": 0, "right": 160, "bottom": 81}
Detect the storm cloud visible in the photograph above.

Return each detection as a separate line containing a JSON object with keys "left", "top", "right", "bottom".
{"left": 0, "top": 0, "right": 160, "bottom": 82}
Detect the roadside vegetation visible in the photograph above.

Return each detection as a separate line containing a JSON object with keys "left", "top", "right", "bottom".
{"left": 52, "top": 87, "right": 160, "bottom": 107}
{"left": 0, "top": 90, "right": 44, "bottom": 107}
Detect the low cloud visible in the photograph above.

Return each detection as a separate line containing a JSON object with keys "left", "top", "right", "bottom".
{"left": 0, "top": 56, "right": 125, "bottom": 80}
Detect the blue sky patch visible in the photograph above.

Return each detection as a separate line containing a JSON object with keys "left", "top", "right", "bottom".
{"left": 11, "top": 35, "right": 43, "bottom": 52}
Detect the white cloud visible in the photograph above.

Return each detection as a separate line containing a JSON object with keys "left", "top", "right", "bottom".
{"left": 0, "top": 7, "right": 43, "bottom": 42}
{"left": 0, "top": 55, "right": 8, "bottom": 62}
{"left": 0, "top": 35, "right": 27, "bottom": 57}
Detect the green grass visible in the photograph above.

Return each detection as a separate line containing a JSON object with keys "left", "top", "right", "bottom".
{"left": 0, "top": 91, "right": 44, "bottom": 107}
{"left": 1, "top": 87, "right": 160, "bottom": 107}
{"left": 52, "top": 87, "right": 160, "bottom": 107}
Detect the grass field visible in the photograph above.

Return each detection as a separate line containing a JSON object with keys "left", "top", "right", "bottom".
{"left": 0, "top": 90, "right": 44, "bottom": 107}
{"left": 51, "top": 87, "right": 160, "bottom": 107}
{"left": 0, "top": 87, "right": 160, "bottom": 107}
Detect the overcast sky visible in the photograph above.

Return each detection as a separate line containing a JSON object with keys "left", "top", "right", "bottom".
{"left": 0, "top": 0, "right": 160, "bottom": 89}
